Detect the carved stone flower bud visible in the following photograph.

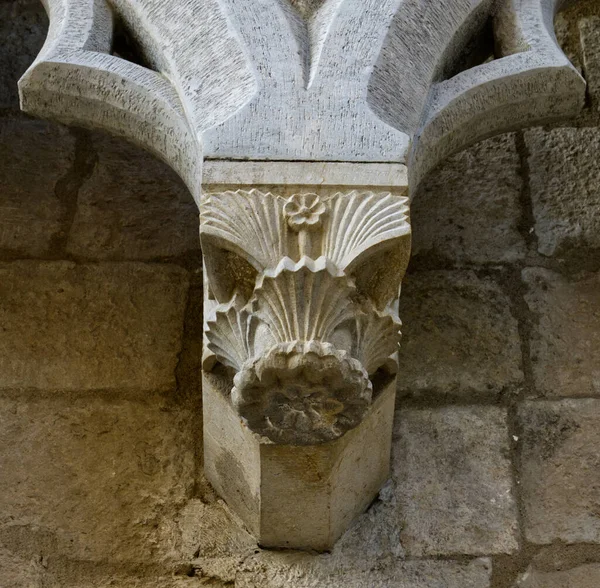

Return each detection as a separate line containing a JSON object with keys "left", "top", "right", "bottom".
{"left": 283, "top": 193, "right": 327, "bottom": 231}
{"left": 231, "top": 342, "right": 372, "bottom": 445}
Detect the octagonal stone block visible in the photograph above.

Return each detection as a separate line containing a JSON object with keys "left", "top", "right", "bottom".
{"left": 202, "top": 372, "right": 396, "bottom": 551}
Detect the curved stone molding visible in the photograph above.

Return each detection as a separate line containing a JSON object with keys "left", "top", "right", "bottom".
{"left": 19, "top": 0, "right": 586, "bottom": 190}
{"left": 18, "top": 0, "right": 204, "bottom": 199}
{"left": 408, "top": 0, "right": 587, "bottom": 187}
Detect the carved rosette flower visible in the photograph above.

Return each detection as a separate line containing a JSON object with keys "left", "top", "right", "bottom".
{"left": 283, "top": 193, "right": 327, "bottom": 232}
{"left": 232, "top": 342, "right": 371, "bottom": 445}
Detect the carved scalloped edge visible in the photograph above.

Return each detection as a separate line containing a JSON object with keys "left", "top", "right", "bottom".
{"left": 252, "top": 257, "right": 355, "bottom": 343}
{"left": 205, "top": 296, "right": 258, "bottom": 371}
{"left": 18, "top": 0, "right": 203, "bottom": 200}
{"left": 354, "top": 310, "right": 401, "bottom": 376}
{"left": 409, "top": 0, "right": 586, "bottom": 189}
{"left": 323, "top": 191, "right": 410, "bottom": 273}
{"left": 200, "top": 189, "right": 288, "bottom": 272}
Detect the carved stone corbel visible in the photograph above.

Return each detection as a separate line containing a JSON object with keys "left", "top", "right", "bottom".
{"left": 19, "top": 0, "right": 587, "bottom": 551}
{"left": 200, "top": 163, "right": 410, "bottom": 548}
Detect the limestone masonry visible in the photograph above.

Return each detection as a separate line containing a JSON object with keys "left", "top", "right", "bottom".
{"left": 1, "top": 0, "right": 600, "bottom": 586}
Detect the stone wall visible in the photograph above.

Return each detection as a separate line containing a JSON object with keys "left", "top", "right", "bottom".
{"left": 1, "top": 1, "right": 600, "bottom": 586}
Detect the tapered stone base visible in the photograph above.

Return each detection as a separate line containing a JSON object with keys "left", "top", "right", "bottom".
{"left": 202, "top": 372, "right": 397, "bottom": 551}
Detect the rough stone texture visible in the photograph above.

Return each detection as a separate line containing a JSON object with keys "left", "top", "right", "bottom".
{"left": 0, "top": 0, "right": 48, "bottom": 110}
{"left": 236, "top": 552, "right": 492, "bottom": 588}
{"left": 67, "top": 134, "right": 200, "bottom": 261}
{"left": 518, "top": 399, "right": 600, "bottom": 545}
{"left": 47, "top": 575, "right": 204, "bottom": 588}
{"left": 0, "top": 119, "right": 75, "bottom": 257}
{"left": 412, "top": 133, "right": 526, "bottom": 265}
{"left": 0, "top": 262, "right": 188, "bottom": 392}
{"left": 203, "top": 373, "right": 396, "bottom": 552}
{"left": 393, "top": 406, "right": 519, "bottom": 557}
{"left": 1, "top": 0, "right": 600, "bottom": 582}
{"left": 18, "top": 0, "right": 585, "bottom": 199}
{"left": 580, "top": 17, "right": 600, "bottom": 107}
{"left": 397, "top": 270, "right": 523, "bottom": 399}
{"left": 0, "top": 397, "right": 194, "bottom": 562}
{"left": 517, "top": 563, "right": 600, "bottom": 587}
{"left": 168, "top": 498, "right": 256, "bottom": 577}
{"left": 525, "top": 127, "right": 600, "bottom": 258}
{"left": 0, "top": 547, "right": 46, "bottom": 588}
{"left": 524, "top": 268, "right": 600, "bottom": 398}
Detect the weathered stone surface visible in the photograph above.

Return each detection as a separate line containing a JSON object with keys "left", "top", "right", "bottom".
{"left": 0, "top": 547, "right": 45, "bottom": 588}
{"left": 200, "top": 175, "right": 410, "bottom": 549}
{"left": 203, "top": 372, "right": 397, "bottom": 551}
{"left": 0, "top": 0, "right": 47, "bottom": 109}
{"left": 0, "top": 397, "right": 194, "bottom": 562}
{"left": 0, "top": 262, "right": 188, "bottom": 392}
{"left": 518, "top": 399, "right": 600, "bottom": 544}
{"left": 394, "top": 406, "right": 519, "bottom": 556}
{"left": 397, "top": 271, "right": 523, "bottom": 399}
{"left": 517, "top": 563, "right": 600, "bottom": 587}
{"left": 236, "top": 552, "right": 492, "bottom": 588}
{"left": 49, "top": 576, "right": 202, "bottom": 588}
{"left": 67, "top": 134, "right": 200, "bottom": 261}
{"left": 580, "top": 17, "right": 600, "bottom": 106}
{"left": 0, "top": 119, "right": 75, "bottom": 257}
{"left": 524, "top": 268, "right": 600, "bottom": 397}
{"left": 525, "top": 127, "right": 600, "bottom": 258}
{"left": 412, "top": 134, "right": 526, "bottom": 265}
{"left": 19, "top": 0, "right": 585, "bottom": 201}
{"left": 163, "top": 498, "right": 256, "bottom": 580}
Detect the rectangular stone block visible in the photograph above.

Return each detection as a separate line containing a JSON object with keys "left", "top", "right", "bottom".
{"left": 524, "top": 268, "right": 600, "bottom": 397}
{"left": 67, "top": 134, "right": 200, "bottom": 261}
{"left": 236, "top": 552, "right": 492, "bottom": 588}
{"left": 518, "top": 399, "right": 600, "bottom": 544}
{"left": 203, "top": 371, "right": 396, "bottom": 551}
{"left": 0, "top": 119, "right": 75, "bottom": 256}
{"left": 525, "top": 127, "right": 600, "bottom": 258}
{"left": 518, "top": 563, "right": 600, "bottom": 588}
{"left": 412, "top": 134, "right": 526, "bottom": 265}
{"left": 397, "top": 270, "right": 523, "bottom": 399}
{"left": 393, "top": 405, "right": 519, "bottom": 556}
{"left": 0, "top": 397, "right": 194, "bottom": 562}
{"left": 0, "top": 261, "right": 188, "bottom": 392}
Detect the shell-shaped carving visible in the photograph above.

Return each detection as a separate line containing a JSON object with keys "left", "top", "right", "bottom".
{"left": 353, "top": 311, "right": 402, "bottom": 375}
{"left": 206, "top": 298, "right": 257, "bottom": 371}
{"left": 322, "top": 191, "right": 410, "bottom": 271}
{"left": 252, "top": 257, "right": 354, "bottom": 343}
{"left": 200, "top": 189, "right": 287, "bottom": 272}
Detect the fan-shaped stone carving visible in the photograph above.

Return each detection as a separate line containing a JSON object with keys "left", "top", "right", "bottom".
{"left": 19, "top": 0, "right": 590, "bottom": 552}
{"left": 205, "top": 298, "right": 257, "bottom": 371}
{"left": 323, "top": 191, "right": 410, "bottom": 271}
{"left": 354, "top": 311, "right": 402, "bottom": 375}
{"left": 252, "top": 257, "right": 354, "bottom": 343}
{"left": 201, "top": 190, "right": 288, "bottom": 271}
